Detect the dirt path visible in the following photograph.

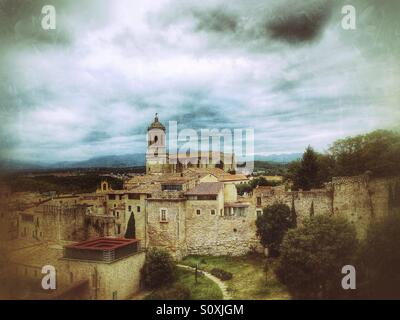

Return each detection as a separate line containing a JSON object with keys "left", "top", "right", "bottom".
{"left": 177, "top": 264, "right": 231, "bottom": 300}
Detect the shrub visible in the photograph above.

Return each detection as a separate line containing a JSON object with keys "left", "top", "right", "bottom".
{"left": 141, "top": 248, "right": 176, "bottom": 289}
{"left": 357, "top": 215, "right": 400, "bottom": 299}
{"left": 256, "top": 203, "right": 293, "bottom": 257}
{"left": 210, "top": 268, "right": 233, "bottom": 281}
{"left": 146, "top": 284, "right": 191, "bottom": 300}
{"left": 276, "top": 215, "right": 357, "bottom": 299}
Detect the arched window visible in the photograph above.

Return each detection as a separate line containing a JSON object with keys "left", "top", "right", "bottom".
{"left": 103, "top": 183, "right": 107, "bottom": 191}
{"left": 154, "top": 135, "right": 158, "bottom": 143}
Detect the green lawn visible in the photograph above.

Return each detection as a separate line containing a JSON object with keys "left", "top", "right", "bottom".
{"left": 145, "top": 268, "right": 223, "bottom": 300}
{"left": 181, "top": 253, "right": 290, "bottom": 300}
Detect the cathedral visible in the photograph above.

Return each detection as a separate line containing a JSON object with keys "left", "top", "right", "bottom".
{"left": 146, "top": 114, "right": 236, "bottom": 174}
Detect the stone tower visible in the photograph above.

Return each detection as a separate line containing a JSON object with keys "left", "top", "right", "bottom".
{"left": 146, "top": 113, "right": 167, "bottom": 174}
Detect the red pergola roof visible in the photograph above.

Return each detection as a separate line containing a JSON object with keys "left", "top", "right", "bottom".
{"left": 65, "top": 237, "right": 138, "bottom": 251}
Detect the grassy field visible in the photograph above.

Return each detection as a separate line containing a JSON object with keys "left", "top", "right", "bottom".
{"left": 145, "top": 268, "right": 223, "bottom": 300}
{"left": 181, "top": 253, "right": 290, "bottom": 300}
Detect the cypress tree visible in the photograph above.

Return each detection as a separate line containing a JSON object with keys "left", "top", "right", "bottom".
{"left": 309, "top": 201, "right": 315, "bottom": 218}
{"left": 125, "top": 212, "right": 136, "bottom": 239}
{"left": 291, "top": 196, "right": 297, "bottom": 228}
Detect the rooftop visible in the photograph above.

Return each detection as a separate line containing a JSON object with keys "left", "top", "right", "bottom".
{"left": 65, "top": 237, "right": 138, "bottom": 251}
{"left": 185, "top": 182, "right": 223, "bottom": 196}
{"left": 64, "top": 237, "right": 140, "bottom": 263}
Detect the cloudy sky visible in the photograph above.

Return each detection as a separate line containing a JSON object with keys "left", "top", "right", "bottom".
{"left": 0, "top": 0, "right": 399, "bottom": 163}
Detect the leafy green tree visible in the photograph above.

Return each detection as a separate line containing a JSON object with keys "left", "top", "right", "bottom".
{"left": 141, "top": 248, "right": 176, "bottom": 289}
{"left": 276, "top": 215, "right": 357, "bottom": 299}
{"left": 357, "top": 215, "right": 400, "bottom": 299}
{"left": 125, "top": 212, "right": 136, "bottom": 239}
{"left": 329, "top": 130, "right": 400, "bottom": 177}
{"left": 256, "top": 203, "right": 293, "bottom": 257}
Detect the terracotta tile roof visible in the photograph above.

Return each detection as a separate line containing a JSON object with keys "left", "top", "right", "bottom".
{"left": 220, "top": 174, "right": 248, "bottom": 182}
{"left": 185, "top": 182, "right": 223, "bottom": 196}
{"left": 129, "top": 184, "right": 160, "bottom": 194}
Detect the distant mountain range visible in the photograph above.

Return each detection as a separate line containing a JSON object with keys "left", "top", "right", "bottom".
{"left": 254, "top": 153, "right": 302, "bottom": 163}
{"left": 0, "top": 152, "right": 302, "bottom": 171}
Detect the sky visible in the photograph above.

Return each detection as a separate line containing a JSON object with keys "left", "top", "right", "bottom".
{"left": 0, "top": 0, "right": 399, "bottom": 163}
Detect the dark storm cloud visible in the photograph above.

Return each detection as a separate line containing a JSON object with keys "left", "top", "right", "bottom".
{"left": 266, "top": 3, "right": 332, "bottom": 44}
{"left": 156, "top": 0, "right": 334, "bottom": 48}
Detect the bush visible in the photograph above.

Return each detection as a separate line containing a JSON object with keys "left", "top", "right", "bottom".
{"left": 256, "top": 203, "right": 293, "bottom": 257}
{"left": 146, "top": 284, "right": 191, "bottom": 300}
{"left": 210, "top": 268, "right": 233, "bottom": 281}
{"left": 141, "top": 248, "right": 176, "bottom": 289}
{"left": 276, "top": 215, "right": 357, "bottom": 299}
{"left": 357, "top": 215, "right": 400, "bottom": 299}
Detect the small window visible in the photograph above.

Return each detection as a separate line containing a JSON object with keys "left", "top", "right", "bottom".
{"left": 128, "top": 205, "right": 132, "bottom": 211}
{"left": 211, "top": 209, "right": 216, "bottom": 215}
{"left": 160, "top": 209, "right": 168, "bottom": 222}
{"left": 113, "top": 204, "right": 116, "bottom": 208}
{"left": 256, "top": 210, "right": 262, "bottom": 217}
{"left": 109, "top": 194, "right": 116, "bottom": 200}
{"left": 116, "top": 211, "right": 119, "bottom": 218}
{"left": 196, "top": 209, "right": 201, "bottom": 215}
{"left": 256, "top": 197, "right": 262, "bottom": 206}
{"left": 117, "top": 224, "right": 121, "bottom": 234}
{"left": 137, "top": 206, "right": 141, "bottom": 213}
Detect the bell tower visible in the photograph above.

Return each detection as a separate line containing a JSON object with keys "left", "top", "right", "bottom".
{"left": 146, "top": 113, "right": 167, "bottom": 174}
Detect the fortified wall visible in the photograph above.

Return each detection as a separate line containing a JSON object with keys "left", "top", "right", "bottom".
{"left": 254, "top": 174, "right": 400, "bottom": 237}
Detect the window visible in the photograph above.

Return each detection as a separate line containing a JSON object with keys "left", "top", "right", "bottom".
{"left": 160, "top": 209, "right": 168, "bottom": 222}
{"left": 113, "top": 204, "right": 116, "bottom": 208}
{"left": 112, "top": 291, "right": 118, "bottom": 300}
{"left": 137, "top": 206, "right": 141, "bottom": 213}
{"left": 128, "top": 205, "right": 132, "bottom": 211}
{"left": 116, "top": 211, "right": 119, "bottom": 218}
{"left": 128, "top": 193, "right": 140, "bottom": 200}
{"left": 256, "top": 197, "right": 262, "bottom": 206}
{"left": 256, "top": 210, "right": 262, "bottom": 218}
{"left": 109, "top": 194, "right": 116, "bottom": 200}
{"left": 117, "top": 224, "right": 121, "bottom": 234}
{"left": 211, "top": 209, "right": 216, "bottom": 215}
{"left": 196, "top": 209, "right": 201, "bottom": 215}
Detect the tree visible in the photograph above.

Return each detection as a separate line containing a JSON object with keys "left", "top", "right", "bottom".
{"left": 357, "top": 215, "right": 400, "bottom": 299}
{"left": 290, "top": 196, "right": 297, "bottom": 228}
{"left": 125, "top": 212, "right": 136, "bottom": 239}
{"left": 329, "top": 130, "right": 400, "bottom": 178}
{"left": 276, "top": 215, "right": 357, "bottom": 299}
{"left": 290, "top": 146, "right": 327, "bottom": 191}
{"left": 309, "top": 201, "right": 314, "bottom": 217}
{"left": 140, "top": 248, "right": 176, "bottom": 289}
{"left": 256, "top": 203, "right": 293, "bottom": 257}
